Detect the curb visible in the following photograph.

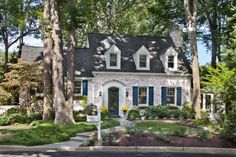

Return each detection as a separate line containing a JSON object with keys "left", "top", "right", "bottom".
{"left": 1, "top": 145, "right": 236, "bottom": 155}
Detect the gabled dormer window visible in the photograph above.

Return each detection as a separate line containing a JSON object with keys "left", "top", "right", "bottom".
{"left": 105, "top": 45, "right": 121, "bottom": 69}
{"left": 161, "top": 47, "right": 178, "bottom": 71}
{"left": 139, "top": 55, "right": 147, "bottom": 68}
{"left": 133, "top": 46, "right": 150, "bottom": 70}
{"left": 110, "top": 53, "right": 117, "bottom": 67}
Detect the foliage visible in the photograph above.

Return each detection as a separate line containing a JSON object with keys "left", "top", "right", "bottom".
{"left": 84, "top": 104, "right": 97, "bottom": 115}
{"left": 136, "top": 121, "right": 196, "bottom": 136}
{"left": 101, "top": 111, "right": 110, "bottom": 120}
{"left": 174, "top": 127, "right": 187, "bottom": 137}
{"left": 0, "top": 119, "right": 120, "bottom": 146}
{"left": 0, "top": 113, "right": 42, "bottom": 126}
{"left": 81, "top": 96, "right": 87, "bottom": 107}
{"left": 101, "top": 132, "right": 118, "bottom": 145}
{"left": 197, "top": 130, "right": 212, "bottom": 142}
{"left": 182, "top": 102, "right": 195, "bottom": 119}
{"left": 127, "top": 108, "right": 140, "bottom": 120}
{"left": 5, "top": 107, "right": 27, "bottom": 115}
{"left": 155, "top": 134, "right": 172, "bottom": 144}
{"left": 125, "top": 126, "right": 144, "bottom": 136}
{"left": 221, "top": 101, "right": 236, "bottom": 142}
{"left": 73, "top": 110, "right": 86, "bottom": 122}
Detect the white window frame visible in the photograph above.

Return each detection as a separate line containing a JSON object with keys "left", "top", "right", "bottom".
{"left": 133, "top": 46, "right": 150, "bottom": 70}
{"left": 109, "top": 53, "right": 118, "bottom": 67}
{"left": 105, "top": 45, "right": 121, "bottom": 69}
{"left": 166, "top": 87, "right": 176, "bottom": 105}
{"left": 139, "top": 54, "right": 147, "bottom": 68}
{"left": 167, "top": 55, "right": 175, "bottom": 69}
{"left": 138, "top": 86, "right": 149, "bottom": 106}
{"left": 74, "top": 80, "right": 83, "bottom": 96}
{"left": 162, "top": 47, "right": 178, "bottom": 71}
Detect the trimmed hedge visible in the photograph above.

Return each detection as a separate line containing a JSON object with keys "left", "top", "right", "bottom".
{"left": 127, "top": 105, "right": 195, "bottom": 120}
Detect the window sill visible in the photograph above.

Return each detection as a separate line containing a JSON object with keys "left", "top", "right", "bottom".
{"left": 138, "top": 104, "right": 149, "bottom": 107}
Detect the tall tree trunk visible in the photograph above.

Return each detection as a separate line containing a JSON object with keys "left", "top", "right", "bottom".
{"left": 184, "top": 0, "right": 201, "bottom": 119}
{"left": 43, "top": 0, "right": 54, "bottom": 120}
{"left": 66, "top": 28, "right": 76, "bottom": 123}
{"left": 19, "top": 86, "right": 31, "bottom": 115}
{"left": 18, "top": 29, "right": 24, "bottom": 58}
{"left": 4, "top": 46, "right": 8, "bottom": 73}
{"left": 51, "top": 0, "right": 74, "bottom": 124}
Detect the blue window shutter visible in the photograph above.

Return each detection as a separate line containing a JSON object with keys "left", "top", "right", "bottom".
{"left": 161, "top": 87, "right": 167, "bottom": 106}
{"left": 133, "top": 86, "right": 138, "bottom": 106}
{"left": 177, "top": 87, "right": 182, "bottom": 106}
{"left": 148, "top": 87, "right": 154, "bottom": 106}
{"left": 82, "top": 80, "right": 88, "bottom": 96}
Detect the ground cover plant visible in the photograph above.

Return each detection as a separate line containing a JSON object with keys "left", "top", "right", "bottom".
{"left": 0, "top": 119, "right": 119, "bottom": 146}
{"left": 82, "top": 121, "right": 236, "bottom": 148}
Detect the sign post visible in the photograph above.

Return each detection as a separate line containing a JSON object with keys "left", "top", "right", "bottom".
{"left": 86, "top": 108, "right": 102, "bottom": 144}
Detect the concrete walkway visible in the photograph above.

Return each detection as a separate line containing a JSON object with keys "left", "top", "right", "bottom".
{"left": 22, "top": 118, "right": 134, "bottom": 150}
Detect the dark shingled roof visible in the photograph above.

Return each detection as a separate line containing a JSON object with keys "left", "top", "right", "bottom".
{"left": 21, "top": 33, "right": 191, "bottom": 77}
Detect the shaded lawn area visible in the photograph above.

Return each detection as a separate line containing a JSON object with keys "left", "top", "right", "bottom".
{"left": 136, "top": 120, "right": 198, "bottom": 135}
{"left": 0, "top": 119, "right": 119, "bottom": 146}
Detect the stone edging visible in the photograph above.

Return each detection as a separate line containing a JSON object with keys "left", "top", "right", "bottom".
{"left": 1, "top": 145, "right": 236, "bottom": 155}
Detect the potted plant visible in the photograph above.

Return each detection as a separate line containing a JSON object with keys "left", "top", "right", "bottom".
{"left": 121, "top": 105, "right": 128, "bottom": 116}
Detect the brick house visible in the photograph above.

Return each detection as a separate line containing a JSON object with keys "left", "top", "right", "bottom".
{"left": 21, "top": 30, "right": 193, "bottom": 117}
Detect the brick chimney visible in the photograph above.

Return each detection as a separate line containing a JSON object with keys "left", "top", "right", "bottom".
{"left": 170, "top": 26, "right": 183, "bottom": 49}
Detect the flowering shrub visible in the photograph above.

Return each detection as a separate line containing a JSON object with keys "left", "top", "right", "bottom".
{"left": 121, "top": 105, "right": 128, "bottom": 111}
{"left": 100, "top": 106, "right": 108, "bottom": 112}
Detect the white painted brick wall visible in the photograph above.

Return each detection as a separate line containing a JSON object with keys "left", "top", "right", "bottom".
{"left": 89, "top": 73, "right": 191, "bottom": 108}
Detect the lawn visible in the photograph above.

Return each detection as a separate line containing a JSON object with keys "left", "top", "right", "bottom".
{"left": 0, "top": 119, "right": 119, "bottom": 146}
{"left": 136, "top": 120, "right": 198, "bottom": 135}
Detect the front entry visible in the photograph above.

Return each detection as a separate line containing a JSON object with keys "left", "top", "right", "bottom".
{"left": 108, "top": 87, "right": 119, "bottom": 116}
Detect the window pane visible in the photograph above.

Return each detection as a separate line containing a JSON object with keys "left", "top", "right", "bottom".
{"left": 140, "top": 55, "right": 147, "bottom": 68}
{"left": 138, "top": 87, "right": 147, "bottom": 104}
{"left": 110, "top": 54, "right": 117, "bottom": 67}
{"left": 168, "top": 56, "right": 174, "bottom": 68}
{"left": 167, "top": 88, "right": 175, "bottom": 104}
{"left": 74, "top": 80, "right": 82, "bottom": 94}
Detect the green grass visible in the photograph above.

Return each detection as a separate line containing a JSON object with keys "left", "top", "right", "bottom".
{"left": 136, "top": 121, "right": 197, "bottom": 135}
{"left": 0, "top": 119, "right": 120, "bottom": 146}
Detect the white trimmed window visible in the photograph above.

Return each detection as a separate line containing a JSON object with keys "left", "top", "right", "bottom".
{"left": 110, "top": 53, "right": 117, "bottom": 67}
{"left": 74, "top": 80, "right": 82, "bottom": 95}
{"left": 139, "top": 55, "right": 147, "bottom": 68}
{"left": 167, "top": 87, "right": 175, "bottom": 104}
{"left": 138, "top": 87, "right": 148, "bottom": 105}
{"left": 105, "top": 45, "right": 121, "bottom": 69}
{"left": 133, "top": 46, "right": 150, "bottom": 70}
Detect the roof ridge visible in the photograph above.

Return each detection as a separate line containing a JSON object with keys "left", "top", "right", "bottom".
{"left": 88, "top": 32, "right": 171, "bottom": 39}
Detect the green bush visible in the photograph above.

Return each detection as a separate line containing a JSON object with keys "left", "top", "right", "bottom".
{"left": 174, "top": 127, "right": 187, "bottom": 137}
{"left": 0, "top": 113, "right": 42, "bottom": 126}
{"left": 221, "top": 101, "right": 236, "bottom": 142}
{"left": 170, "top": 109, "right": 182, "bottom": 118}
{"left": 182, "top": 103, "right": 195, "bottom": 119}
{"left": 101, "top": 111, "right": 110, "bottom": 120}
{"left": 5, "top": 107, "right": 27, "bottom": 115}
{"left": 125, "top": 126, "right": 143, "bottom": 135}
{"left": 73, "top": 110, "right": 86, "bottom": 122}
{"left": 127, "top": 109, "right": 140, "bottom": 120}
{"left": 156, "top": 134, "right": 172, "bottom": 144}
{"left": 197, "top": 130, "right": 212, "bottom": 142}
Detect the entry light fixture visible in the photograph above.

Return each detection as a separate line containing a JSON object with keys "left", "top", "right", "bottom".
{"left": 99, "top": 91, "right": 102, "bottom": 97}
{"left": 126, "top": 91, "right": 129, "bottom": 97}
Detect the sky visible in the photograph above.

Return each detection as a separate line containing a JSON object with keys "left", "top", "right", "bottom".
{"left": 0, "top": 35, "right": 211, "bottom": 65}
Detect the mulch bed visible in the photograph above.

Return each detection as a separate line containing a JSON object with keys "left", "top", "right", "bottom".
{"left": 85, "top": 132, "right": 236, "bottom": 148}
{"left": 117, "top": 134, "right": 236, "bottom": 148}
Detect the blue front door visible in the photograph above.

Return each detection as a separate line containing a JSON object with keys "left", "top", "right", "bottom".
{"left": 108, "top": 87, "right": 119, "bottom": 116}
